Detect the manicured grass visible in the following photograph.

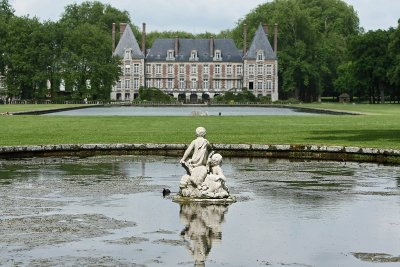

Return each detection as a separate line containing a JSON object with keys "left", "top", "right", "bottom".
{"left": 0, "top": 104, "right": 89, "bottom": 113}
{"left": 294, "top": 103, "right": 400, "bottom": 115}
{"left": 1, "top": 104, "right": 400, "bottom": 149}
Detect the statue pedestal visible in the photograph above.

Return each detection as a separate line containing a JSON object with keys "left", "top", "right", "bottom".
{"left": 172, "top": 195, "right": 236, "bottom": 204}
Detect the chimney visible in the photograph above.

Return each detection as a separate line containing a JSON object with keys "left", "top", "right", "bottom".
{"left": 142, "top": 22, "right": 146, "bottom": 56}
{"left": 243, "top": 24, "right": 248, "bottom": 55}
{"left": 209, "top": 36, "right": 214, "bottom": 57}
{"left": 175, "top": 36, "right": 179, "bottom": 56}
{"left": 263, "top": 23, "right": 269, "bottom": 36}
{"left": 274, "top": 23, "right": 278, "bottom": 54}
{"left": 112, "top": 23, "right": 116, "bottom": 52}
{"left": 120, "top": 23, "right": 127, "bottom": 36}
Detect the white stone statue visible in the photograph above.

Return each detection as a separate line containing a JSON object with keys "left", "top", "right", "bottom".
{"left": 178, "top": 127, "right": 232, "bottom": 200}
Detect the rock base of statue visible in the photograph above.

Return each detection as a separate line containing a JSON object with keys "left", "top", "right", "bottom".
{"left": 176, "top": 160, "right": 236, "bottom": 204}
{"left": 172, "top": 194, "right": 236, "bottom": 204}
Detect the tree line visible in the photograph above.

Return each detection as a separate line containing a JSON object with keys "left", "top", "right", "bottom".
{"left": 0, "top": 0, "right": 399, "bottom": 103}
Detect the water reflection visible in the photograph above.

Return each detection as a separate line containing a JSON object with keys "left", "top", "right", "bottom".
{"left": 179, "top": 203, "right": 230, "bottom": 266}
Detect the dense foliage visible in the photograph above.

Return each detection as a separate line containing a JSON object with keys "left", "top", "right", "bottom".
{"left": 0, "top": 1, "right": 128, "bottom": 101}
{"left": 0, "top": 0, "right": 399, "bottom": 103}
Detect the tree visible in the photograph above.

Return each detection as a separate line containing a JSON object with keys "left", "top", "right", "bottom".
{"left": 388, "top": 20, "right": 400, "bottom": 102}
{"left": 348, "top": 30, "right": 392, "bottom": 103}
{"left": 230, "top": 0, "right": 359, "bottom": 102}
{"left": 61, "top": 23, "right": 120, "bottom": 100}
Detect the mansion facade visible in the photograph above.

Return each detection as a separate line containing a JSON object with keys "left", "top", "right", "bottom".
{"left": 111, "top": 23, "right": 278, "bottom": 102}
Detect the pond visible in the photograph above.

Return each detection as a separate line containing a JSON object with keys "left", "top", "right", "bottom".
{"left": 1, "top": 155, "right": 400, "bottom": 266}
{"left": 44, "top": 106, "right": 321, "bottom": 116}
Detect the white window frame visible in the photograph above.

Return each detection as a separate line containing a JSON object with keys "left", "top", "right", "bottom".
{"left": 179, "top": 78, "right": 185, "bottom": 89}
{"left": 227, "top": 65, "right": 232, "bottom": 75}
{"left": 203, "top": 64, "right": 209, "bottom": 75}
{"left": 191, "top": 64, "right": 197, "bottom": 75}
{"left": 266, "top": 64, "right": 272, "bottom": 75}
{"left": 215, "top": 64, "right": 221, "bottom": 75}
{"left": 203, "top": 79, "right": 209, "bottom": 90}
{"left": 257, "top": 65, "right": 263, "bottom": 75}
{"left": 156, "top": 64, "right": 161, "bottom": 74}
{"left": 237, "top": 65, "right": 243, "bottom": 75}
{"left": 257, "top": 51, "right": 264, "bottom": 61}
{"left": 179, "top": 64, "right": 185, "bottom": 74}
{"left": 168, "top": 64, "right": 173, "bottom": 74}
{"left": 134, "top": 78, "right": 139, "bottom": 89}
{"left": 168, "top": 78, "right": 173, "bottom": 89}
{"left": 249, "top": 65, "right": 254, "bottom": 75}
{"left": 133, "top": 64, "right": 139, "bottom": 74}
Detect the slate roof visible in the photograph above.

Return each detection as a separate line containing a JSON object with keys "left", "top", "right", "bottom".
{"left": 146, "top": 38, "right": 243, "bottom": 62}
{"left": 113, "top": 24, "right": 144, "bottom": 59}
{"left": 244, "top": 24, "right": 277, "bottom": 60}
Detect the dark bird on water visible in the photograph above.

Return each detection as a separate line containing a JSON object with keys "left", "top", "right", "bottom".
{"left": 162, "top": 188, "right": 171, "bottom": 197}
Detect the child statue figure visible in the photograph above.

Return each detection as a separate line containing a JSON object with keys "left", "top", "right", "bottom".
{"left": 178, "top": 127, "right": 233, "bottom": 201}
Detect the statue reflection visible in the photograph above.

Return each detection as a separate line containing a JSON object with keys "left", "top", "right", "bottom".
{"left": 179, "top": 203, "right": 230, "bottom": 267}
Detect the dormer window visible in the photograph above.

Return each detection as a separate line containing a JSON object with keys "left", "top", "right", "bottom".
{"left": 124, "top": 49, "right": 131, "bottom": 60}
{"left": 213, "top": 50, "right": 222, "bottom": 61}
{"left": 190, "top": 50, "right": 198, "bottom": 61}
{"left": 167, "top": 50, "right": 175, "bottom": 60}
{"left": 257, "top": 50, "right": 264, "bottom": 61}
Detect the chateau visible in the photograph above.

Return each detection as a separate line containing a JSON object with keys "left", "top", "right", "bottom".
{"left": 111, "top": 23, "right": 278, "bottom": 102}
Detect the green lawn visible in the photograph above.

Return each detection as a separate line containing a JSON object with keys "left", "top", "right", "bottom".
{"left": 1, "top": 103, "right": 399, "bottom": 149}
{"left": 293, "top": 103, "right": 400, "bottom": 115}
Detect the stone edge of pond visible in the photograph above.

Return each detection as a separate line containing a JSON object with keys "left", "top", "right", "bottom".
{"left": 0, "top": 143, "right": 399, "bottom": 165}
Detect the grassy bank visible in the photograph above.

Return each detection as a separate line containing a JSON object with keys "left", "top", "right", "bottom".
{"left": 1, "top": 103, "right": 399, "bottom": 149}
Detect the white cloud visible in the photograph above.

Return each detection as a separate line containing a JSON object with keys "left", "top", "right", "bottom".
{"left": 9, "top": 0, "right": 400, "bottom": 32}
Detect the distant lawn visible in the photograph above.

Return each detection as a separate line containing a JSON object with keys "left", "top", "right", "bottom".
{"left": 1, "top": 103, "right": 399, "bottom": 149}
{"left": 293, "top": 103, "right": 400, "bottom": 115}
{"left": 0, "top": 104, "right": 89, "bottom": 113}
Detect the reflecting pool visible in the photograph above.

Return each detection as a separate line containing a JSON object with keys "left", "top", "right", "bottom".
{"left": 1, "top": 156, "right": 399, "bottom": 266}
{"left": 44, "top": 106, "right": 321, "bottom": 116}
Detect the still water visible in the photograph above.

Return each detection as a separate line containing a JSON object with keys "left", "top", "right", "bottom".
{"left": 44, "top": 106, "right": 320, "bottom": 116}
{"left": 1, "top": 156, "right": 399, "bottom": 266}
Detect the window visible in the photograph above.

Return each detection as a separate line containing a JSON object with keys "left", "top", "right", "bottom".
{"left": 146, "top": 64, "right": 151, "bottom": 74}
{"left": 266, "top": 80, "right": 273, "bottom": 90}
{"left": 227, "top": 80, "right": 232, "bottom": 90}
{"left": 179, "top": 78, "right": 185, "bottom": 89}
{"left": 203, "top": 64, "right": 209, "bottom": 74}
{"left": 133, "top": 64, "right": 139, "bottom": 74}
{"left": 116, "top": 80, "right": 121, "bottom": 88}
{"left": 156, "top": 79, "right": 162, "bottom": 89}
{"left": 191, "top": 78, "right": 197, "bottom": 89}
{"left": 168, "top": 64, "right": 173, "bottom": 74}
{"left": 257, "top": 51, "right": 264, "bottom": 61}
{"left": 156, "top": 64, "right": 161, "bottom": 74}
{"left": 167, "top": 50, "right": 174, "bottom": 60}
{"left": 237, "top": 80, "right": 242, "bottom": 89}
{"left": 168, "top": 78, "right": 173, "bottom": 89}
{"left": 124, "top": 49, "right": 131, "bottom": 59}
{"left": 257, "top": 65, "right": 263, "bottom": 75}
{"left": 179, "top": 64, "right": 185, "bottom": 74}
{"left": 190, "top": 50, "right": 198, "bottom": 61}
{"left": 215, "top": 64, "right": 221, "bottom": 75}
{"left": 258, "top": 81, "right": 263, "bottom": 90}
{"left": 214, "top": 50, "right": 222, "bottom": 61}
{"left": 237, "top": 65, "right": 243, "bottom": 75}
{"left": 215, "top": 80, "right": 221, "bottom": 89}
{"left": 266, "top": 65, "right": 272, "bottom": 75}
{"left": 227, "top": 65, "right": 232, "bottom": 75}
{"left": 125, "top": 65, "right": 131, "bottom": 75}
{"left": 146, "top": 79, "right": 151, "bottom": 88}
{"left": 191, "top": 64, "right": 197, "bottom": 75}
{"left": 125, "top": 79, "right": 130, "bottom": 89}
{"left": 249, "top": 65, "right": 254, "bottom": 75}
{"left": 134, "top": 78, "right": 139, "bottom": 89}
{"left": 203, "top": 79, "right": 209, "bottom": 90}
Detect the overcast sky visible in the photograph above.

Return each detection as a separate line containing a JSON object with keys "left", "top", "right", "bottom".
{"left": 9, "top": 0, "right": 400, "bottom": 33}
